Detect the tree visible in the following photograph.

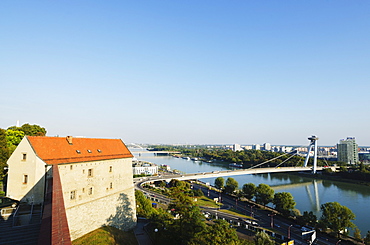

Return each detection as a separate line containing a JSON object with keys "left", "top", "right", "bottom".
{"left": 272, "top": 192, "right": 296, "bottom": 215}
{"left": 319, "top": 202, "right": 356, "bottom": 237}
{"left": 354, "top": 228, "right": 362, "bottom": 241}
{"left": 255, "top": 184, "right": 274, "bottom": 206}
{"left": 364, "top": 231, "right": 370, "bottom": 245}
{"left": 214, "top": 177, "right": 224, "bottom": 190}
{"left": 300, "top": 211, "right": 317, "bottom": 226}
{"left": 135, "top": 190, "right": 157, "bottom": 218}
{"left": 224, "top": 177, "right": 238, "bottom": 194}
{"left": 5, "top": 129, "right": 25, "bottom": 155}
{"left": 191, "top": 219, "right": 241, "bottom": 245}
{"left": 8, "top": 123, "right": 46, "bottom": 136}
{"left": 254, "top": 231, "right": 274, "bottom": 245}
{"left": 166, "top": 186, "right": 206, "bottom": 244}
{"left": 242, "top": 183, "right": 256, "bottom": 200}
{"left": 0, "top": 129, "right": 9, "bottom": 181}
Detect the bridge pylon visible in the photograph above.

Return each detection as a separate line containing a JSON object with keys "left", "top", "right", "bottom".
{"left": 303, "top": 135, "right": 319, "bottom": 174}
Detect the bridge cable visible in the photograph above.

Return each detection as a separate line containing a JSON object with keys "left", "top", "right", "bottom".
{"left": 275, "top": 152, "right": 299, "bottom": 168}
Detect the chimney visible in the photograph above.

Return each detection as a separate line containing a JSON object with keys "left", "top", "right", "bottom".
{"left": 66, "top": 136, "right": 73, "bottom": 145}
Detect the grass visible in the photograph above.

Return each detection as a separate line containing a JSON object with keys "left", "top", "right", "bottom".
{"left": 219, "top": 208, "right": 254, "bottom": 220}
{"left": 72, "top": 226, "right": 138, "bottom": 245}
{"left": 195, "top": 196, "right": 222, "bottom": 208}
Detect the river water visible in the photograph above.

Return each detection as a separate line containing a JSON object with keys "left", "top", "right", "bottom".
{"left": 131, "top": 149, "right": 370, "bottom": 236}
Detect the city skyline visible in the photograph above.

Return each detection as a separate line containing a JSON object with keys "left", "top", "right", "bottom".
{"left": 1, "top": 1, "right": 370, "bottom": 146}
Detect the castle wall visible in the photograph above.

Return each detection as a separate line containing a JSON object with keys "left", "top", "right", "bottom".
{"left": 58, "top": 157, "right": 137, "bottom": 240}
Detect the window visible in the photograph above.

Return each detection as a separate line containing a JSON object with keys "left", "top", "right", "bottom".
{"left": 97, "top": 149, "right": 102, "bottom": 153}
{"left": 87, "top": 149, "right": 92, "bottom": 153}
{"left": 109, "top": 166, "right": 113, "bottom": 172}
{"left": 70, "top": 190, "right": 76, "bottom": 200}
{"left": 88, "top": 169, "right": 93, "bottom": 177}
{"left": 23, "top": 175, "right": 28, "bottom": 184}
{"left": 88, "top": 187, "right": 93, "bottom": 195}
{"left": 110, "top": 182, "right": 113, "bottom": 189}
{"left": 70, "top": 165, "right": 73, "bottom": 170}
{"left": 82, "top": 188, "right": 85, "bottom": 193}
{"left": 76, "top": 150, "right": 81, "bottom": 154}
{"left": 22, "top": 153, "right": 27, "bottom": 161}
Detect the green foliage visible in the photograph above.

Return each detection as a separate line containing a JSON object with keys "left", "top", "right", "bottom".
{"left": 254, "top": 231, "right": 274, "bottom": 245}
{"left": 191, "top": 219, "right": 241, "bottom": 245}
{"left": 214, "top": 177, "right": 224, "bottom": 189}
{"left": 365, "top": 231, "right": 370, "bottom": 245}
{"left": 299, "top": 211, "right": 317, "bottom": 226}
{"left": 272, "top": 192, "right": 296, "bottom": 215}
{"left": 8, "top": 123, "right": 46, "bottom": 136}
{"left": 319, "top": 202, "right": 356, "bottom": 237}
{"left": 148, "top": 145, "right": 326, "bottom": 168}
{"left": 135, "top": 190, "right": 157, "bottom": 218}
{"left": 354, "top": 228, "right": 362, "bottom": 240}
{"left": 193, "top": 188, "right": 204, "bottom": 197}
{"left": 5, "top": 129, "right": 24, "bottom": 153}
{"left": 164, "top": 187, "right": 206, "bottom": 244}
{"left": 168, "top": 179, "right": 190, "bottom": 188}
{"left": 242, "top": 183, "right": 256, "bottom": 200}
{"left": 255, "top": 184, "right": 274, "bottom": 206}
{"left": 0, "top": 129, "right": 9, "bottom": 181}
{"left": 224, "top": 177, "right": 238, "bottom": 194}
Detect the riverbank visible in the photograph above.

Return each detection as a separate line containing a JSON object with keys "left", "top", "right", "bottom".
{"left": 288, "top": 171, "right": 370, "bottom": 186}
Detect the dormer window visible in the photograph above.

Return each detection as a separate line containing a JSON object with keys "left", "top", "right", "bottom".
{"left": 87, "top": 149, "right": 92, "bottom": 153}
{"left": 97, "top": 149, "right": 102, "bottom": 153}
{"left": 76, "top": 150, "right": 81, "bottom": 154}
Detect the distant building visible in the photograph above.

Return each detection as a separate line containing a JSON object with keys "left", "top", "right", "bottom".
{"left": 337, "top": 137, "right": 359, "bottom": 164}
{"left": 359, "top": 152, "right": 370, "bottom": 164}
{"left": 263, "top": 143, "right": 271, "bottom": 151}
{"left": 232, "top": 144, "right": 242, "bottom": 152}
{"left": 252, "top": 144, "right": 260, "bottom": 150}
{"left": 132, "top": 161, "right": 158, "bottom": 175}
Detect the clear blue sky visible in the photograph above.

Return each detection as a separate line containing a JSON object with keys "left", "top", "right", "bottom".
{"left": 1, "top": 1, "right": 369, "bottom": 146}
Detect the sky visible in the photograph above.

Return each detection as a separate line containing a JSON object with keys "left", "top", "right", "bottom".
{"left": 1, "top": 1, "right": 370, "bottom": 146}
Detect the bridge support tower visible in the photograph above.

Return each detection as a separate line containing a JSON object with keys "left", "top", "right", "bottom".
{"left": 303, "top": 135, "right": 319, "bottom": 174}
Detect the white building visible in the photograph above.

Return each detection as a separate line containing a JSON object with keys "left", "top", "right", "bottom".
{"left": 132, "top": 161, "right": 158, "bottom": 175}
{"left": 6, "top": 136, "right": 136, "bottom": 241}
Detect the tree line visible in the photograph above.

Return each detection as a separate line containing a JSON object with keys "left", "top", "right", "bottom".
{"left": 214, "top": 176, "right": 369, "bottom": 241}
{"left": 148, "top": 145, "right": 328, "bottom": 168}
{"left": 136, "top": 180, "right": 253, "bottom": 245}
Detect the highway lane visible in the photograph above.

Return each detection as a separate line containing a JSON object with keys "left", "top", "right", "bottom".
{"left": 135, "top": 177, "right": 339, "bottom": 244}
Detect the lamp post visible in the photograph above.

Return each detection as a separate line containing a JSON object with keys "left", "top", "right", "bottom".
{"left": 154, "top": 228, "right": 158, "bottom": 244}
{"left": 251, "top": 205, "right": 255, "bottom": 218}
{"left": 288, "top": 224, "right": 293, "bottom": 240}
{"left": 268, "top": 213, "right": 276, "bottom": 228}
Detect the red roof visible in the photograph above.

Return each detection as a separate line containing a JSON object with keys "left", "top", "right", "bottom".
{"left": 27, "top": 136, "right": 133, "bottom": 165}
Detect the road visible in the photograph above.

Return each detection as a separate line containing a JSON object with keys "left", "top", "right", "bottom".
{"left": 135, "top": 177, "right": 342, "bottom": 245}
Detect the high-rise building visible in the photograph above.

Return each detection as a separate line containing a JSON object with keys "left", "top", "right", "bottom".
{"left": 337, "top": 137, "right": 359, "bottom": 164}
{"left": 263, "top": 143, "right": 271, "bottom": 151}
{"left": 233, "top": 144, "right": 242, "bottom": 151}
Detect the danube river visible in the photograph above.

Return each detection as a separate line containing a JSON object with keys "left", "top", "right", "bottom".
{"left": 131, "top": 149, "right": 370, "bottom": 236}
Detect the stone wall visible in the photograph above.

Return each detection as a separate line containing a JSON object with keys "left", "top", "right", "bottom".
{"left": 58, "top": 157, "right": 137, "bottom": 241}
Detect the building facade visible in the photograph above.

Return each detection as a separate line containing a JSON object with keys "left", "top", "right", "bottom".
{"left": 132, "top": 161, "right": 158, "bottom": 175}
{"left": 6, "top": 136, "right": 137, "bottom": 241}
{"left": 337, "top": 137, "right": 359, "bottom": 164}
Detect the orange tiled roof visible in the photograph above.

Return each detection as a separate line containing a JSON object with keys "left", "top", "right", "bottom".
{"left": 27, "top": 136, "right": 133, "bottom": 165}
